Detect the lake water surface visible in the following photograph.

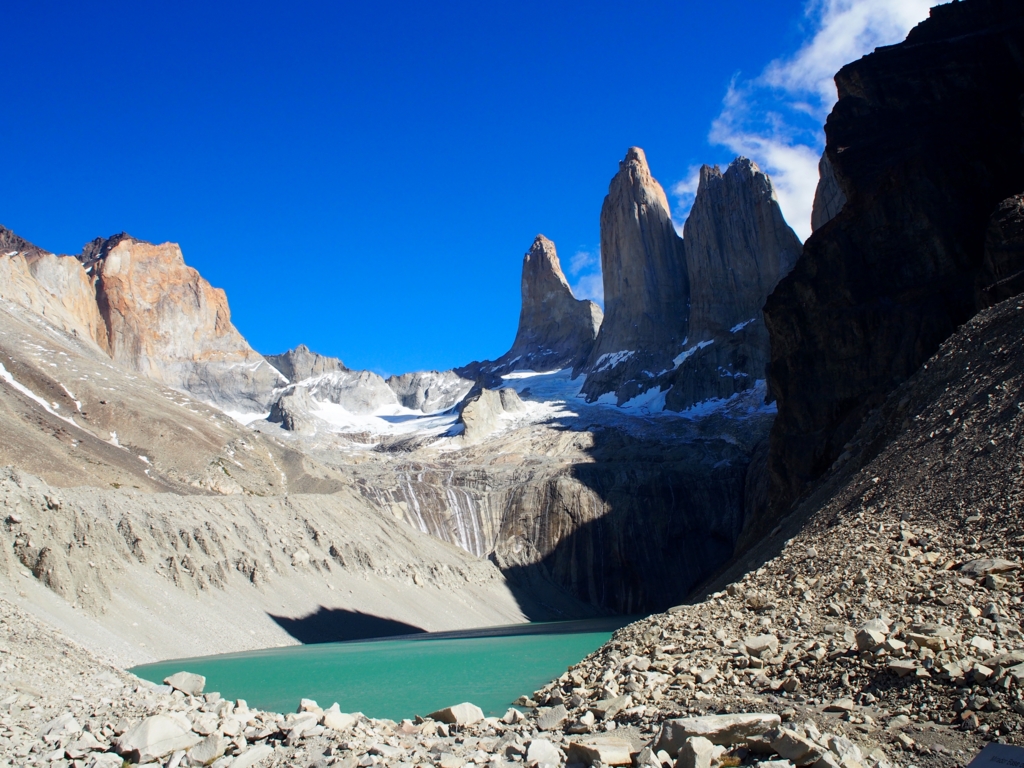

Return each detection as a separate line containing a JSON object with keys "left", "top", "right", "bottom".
{"left": 131, "top": 618, "right": 630, "bottom": 720}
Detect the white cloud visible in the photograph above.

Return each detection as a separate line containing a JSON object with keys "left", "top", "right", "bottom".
{"left": 568, "top": 248, "right": 598, "bottom": 276}
{"left": 572, "top": 273, "right": 604, "bottom": 307}
{"left": 704, "top": 0, "right": 939, "bottom": 242}
{"left": 670, "top": 166, "right": 703, "bottom": 234}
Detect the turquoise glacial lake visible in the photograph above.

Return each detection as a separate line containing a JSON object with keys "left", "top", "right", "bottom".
{"left": 131, "top": 618, "right": 630, "bottom": 721}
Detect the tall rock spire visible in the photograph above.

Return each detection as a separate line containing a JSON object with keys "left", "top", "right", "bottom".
{"left": 506, "top": 235, "right": 602, "bottom": 372}
{"left": 580, "top": 147, "right": 689, "bottom": 401}
{"left": 684, "top": 158, "right": 802, "bottom": 343}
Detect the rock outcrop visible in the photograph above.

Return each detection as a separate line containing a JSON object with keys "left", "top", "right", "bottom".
{"left": 580, "top": 147, "right": 689, "bottom": 401}
{"left": 89, "top": 234, "right": 284, "bottom": 413}
{"left": 978, "top": 194, "right": 1024, "bottom": 308}
{"left": 265, "top": 344, "right": 348, "bottom": 383}
{"left": 0, "top": 230, "right": 108, "bottom": 352}
{"left": 457, "top": 387, "right": 525, "bottom": 442}
{"left": 765, "top": 0, "right": 1024, "bottom": 512}
{"left": 499, "top": 235, "right": 602, "bottom": 373}
{"left": 387, "top": 370, "right": 473, "bottom": 413}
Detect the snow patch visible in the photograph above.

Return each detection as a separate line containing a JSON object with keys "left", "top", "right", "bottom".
{"left": 224, "top": 410, "right": 272, "bottom": 426}
{"left": 592, "top": 350, "right": 635, "bottom": 373}
{"left": 730, "top": 318, "right": 756, "bottom": 333}
{"left": 673, "top": 340, "right": 714, "bottom": 368}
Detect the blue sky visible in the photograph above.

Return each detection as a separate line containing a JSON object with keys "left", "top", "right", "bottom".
{"left": 2, "top": 1, "right": 935, "bottom": 375}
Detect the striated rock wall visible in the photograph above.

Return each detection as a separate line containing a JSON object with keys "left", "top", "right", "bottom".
{"left": 764, "top": 0, "right": 1024, "bottom": 512}
{"left": 387, "top": 370, "right": 474, "bottom": 413}
{"left": 91, "top": 236, "right": 285, "bottom": 413}
{"left": 580, "top": 148, "right": 689, "bottom": 402}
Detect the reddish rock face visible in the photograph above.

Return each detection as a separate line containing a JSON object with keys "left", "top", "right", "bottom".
{"left": 92, "top": 237, "right": 283, "bottom": 411}
{"left": 764, "top": 0, "right": 1024, "bottom": 512}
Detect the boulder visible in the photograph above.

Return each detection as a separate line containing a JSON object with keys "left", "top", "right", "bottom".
{"left": 656, "top": 713, "right": 781, "bottom": 752}
{"left": 566, "top": 738, "right": 634, "bottom": 766}
{"left": 536, "top": 704, "right": 568, "bottom": 732}
{"left": 678, "top": 736, "right": 717, "bottom": 768}
{"left": 769, "top": 728, "right": 825, "bottom": 766}
{"left": 743, "top": 634, "right": 779, "bottom": 658}
{"left": 116, "top": 714, "right": 201, "bottom": 763}
{"left": 960, "top": 558, "right": 1019, "bottom": 577}
{"left": 228, "top": 745, "right": 274, "bottom": 768}
{"left": 526, "top": 738, "right": 562, "bottom": 767}
{"left": 427, "top": 702, "right": 485, "bottom": 726}
{"left": 188, "top": 734, "right": 227, "bottom": 765}
{"left": 163, "top": 671, "right": 206, "bottom": 696}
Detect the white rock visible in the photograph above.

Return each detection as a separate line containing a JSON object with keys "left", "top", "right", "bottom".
{"left": 566, "top": 738, "right": 633, "bottom": 766}
{"left": 117, "top": 714, "right": 202, "bottom": 763}
{"left": 656, "top": 713, "right": 782, "bottom": 751}
{"left": 527, "top": 738, "right": 562, "bottom": 767}
{"left": 678, "top": 736, "right": 717, "bottom": 768}
{"left": 164, "top": 671, "right": 206, "bottom": 696}
{"left": 228, "top": 744, "right": 274, "bottom": 768}
{"left": 428, "top": 702, "right": 485, "bottom": 726}
{"left": 188, "top": 734, "right": 228, "bottom": 765}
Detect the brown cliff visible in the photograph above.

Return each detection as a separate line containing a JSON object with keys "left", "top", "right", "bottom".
{"left": 764, "top": 0, "right": 1024, "bottom": 512}
{"left": 91, "top": 235, "right": 284, "bottom": 412}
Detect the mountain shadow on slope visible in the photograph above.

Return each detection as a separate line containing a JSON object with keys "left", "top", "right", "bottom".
{"left": 269, "top": 607, "right": 424, "bottom": 644}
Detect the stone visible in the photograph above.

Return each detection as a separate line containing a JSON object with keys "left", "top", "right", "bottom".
{"left": 566, "top": 739, "right": 633, "bottom": 767}
{"left": 828, "top": 735, "right": 863, "bottom": 764}
{"left": 655, "top": 713, "right": 782, "bottom": 752}
{"left": 590, "top": 696, "right": 631, "bottom": 721}
{"left": 164, "top": 671, "right": 206, "bottom": 696}
{"left": 116, "top": 715, "right": 202, "bottom": 763}
{"left": 696, "top": 667, "right": 718, "bottom": 685}
{"left": 961, "top": 559, "right": 1019, "bottom": 577}
{"left": 824, "top": 699, "right": 854, "bottom": 713}
{"left": 502, "top": 708, "right": 525, "bottom": 724}
{"left": 536, "top": 705, "right": 568, "bottom": 732}
{"left": 428, "top": 702, "right": 485, "bottom": 726}
{"left": 228, "top": 745, "right": 274, "bottom": 768}
{"left": 744, "top": 634, "right": 779, "bottom": 659}
{"left": 188, "top": 735, "right": 228, "bottom": 766}
{"left": 677, "top": 736, "right": 717, "bottom": 768}
{"left": 971, "top": 636, "right": 996, "bottom": 654}
{"left": 386, "top": 370, "right": 474, "bottom": 413}
{"left": 526, "top": 738, "right": 562, "bottom": 767}
{"left": 764, "top": 0, "right": 1024, "bottom": 510}
{"left": 322, "top": 704, "right": 357, "bottom": 732}
{"left": 855, "top": 629, "right": 886, "bottom": 652}
{"left": 769, "top": 728, "right": 825, "bottom": 767}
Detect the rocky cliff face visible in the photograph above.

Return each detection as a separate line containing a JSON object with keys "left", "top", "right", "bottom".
{"left": 810, "top": 152, "right": 846, "bottom": 233}
{"left": 265, "top": 344, "right": 348, "bottom": 383}
{"left": 387, "top": 370, "right": 473, "bottom": 413}
{"left": 764, "top": 0, "right": 1024, "bottom": 512}
{"left": 0, "top": 238, "right": 109, "bottom": 352}
{"left": 655, "top": 159, "right": 801, "bottom": 411}
{"left": 89, "top": 235, "right": 285, "bottom": 413}
{"left": 580, "top": 148, "right": 689, "bottom": 401}
{"left": 573, "top": 153, "right": 799, "bottom": 411}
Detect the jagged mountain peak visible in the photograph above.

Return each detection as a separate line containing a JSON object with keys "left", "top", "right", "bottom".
{"left": 0, "top": 225, "right": 49, "bottom": 258}
{"left": 265, "top": 344, "right": 348, "bottom": 384}
{"left": 78, "top": 232, "right": 143, "bottom": 267}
